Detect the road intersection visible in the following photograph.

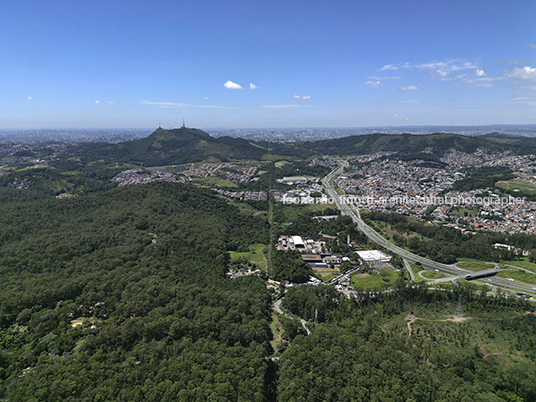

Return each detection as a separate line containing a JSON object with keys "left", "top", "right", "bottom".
{"left": 322, "top": 160, "right": 536, "bottom": 296}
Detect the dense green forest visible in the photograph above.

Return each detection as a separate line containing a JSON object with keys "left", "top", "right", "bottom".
{"left": 0, "top": 183, "right": 274, "bottom": 401}
{"left": 279, "top": 285, "right": 536, "bottom": 401}
{"left": 447, "top": 166, "right": 516, "bottom": 193}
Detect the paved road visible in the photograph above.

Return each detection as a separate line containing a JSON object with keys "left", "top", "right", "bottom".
{"left": 273, "top": 299, "right": 311, "bottom": 335}
{"left": 323, "top": 160, "right": 536, "bottom": 296}
{"left": 403, "top": 259, "right": 415, "bottom": 282}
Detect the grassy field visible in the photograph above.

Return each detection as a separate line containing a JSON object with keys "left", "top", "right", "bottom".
{"left": 229, "top": 244, "right": 267, "bottom": 271}
{"left": 275, "top": 161, "right": 290, "bottom": 168}
{"left": 320, "top": 274, "right": 338, "bottom": 283}
{"left": 420, "top": 270, "right": 447, "bottom": 280}
{"left": 496, "top": 178, "right": 536, "bottom": 196}
{"left": 500, "top": 259, "right": 536, "bottom": 274}
{"left": 193, "top": 176, "right": 239, "bottom": 188}
{"left": 226, "top": 199, "right": 267, "bottom": 218}
{"left": 270, "top": 312, "right": 284, "bottom": 351}
{"left": 408, "top": 263, "right": 427, "bottom": 283}
{"left": 449, "top": 206, "right": 480, "bottom": 218}
{"left": 278, "top": 203, "right": 337, "bottom": 223}
{"left": 312, "top": 266, "right": 339, "bottom": 283}
{"left": 497, "top": 269, "right": 536, "bottom": 285}
{"left": 456, "top": 259, "right": 496, "bottom": 272}
{"left": 351, "top": 270, "right": 400, "bottom": 290}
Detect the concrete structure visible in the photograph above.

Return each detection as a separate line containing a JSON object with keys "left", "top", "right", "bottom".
{"left": 302, "top": 254, "right": 323, "bottom": 264}
{"left": 464, "top": 268, "right": 498, "bottom": 280}
{"left": 356, "top": 250, "right": 392, "bottom": 267}
{"left": 323, "top": 256, "right": 342, "bottom": 265}
{"left": 290, "top": 235, "right": 305, "bottom": 250}
{"left": 279, "top": 176, "right": 308, "bottom": 184}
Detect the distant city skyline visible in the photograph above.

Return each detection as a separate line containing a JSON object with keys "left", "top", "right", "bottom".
{"left": 1, "top": 0, "right": 535, "bottom": 129}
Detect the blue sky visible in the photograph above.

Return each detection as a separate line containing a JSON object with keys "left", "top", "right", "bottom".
{"left": 1, "top": 0, "right": 535, "bottom": 129}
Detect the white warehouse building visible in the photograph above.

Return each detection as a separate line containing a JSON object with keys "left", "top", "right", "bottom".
{"left": 290, "top": 236, "right": 305, "bottom": 250}
{"left": 356, "top": 250, "right": 392, "bottom": 264}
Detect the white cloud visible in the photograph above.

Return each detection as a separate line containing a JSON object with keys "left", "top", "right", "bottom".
{"left": 476, "top": 69, "right": 486, "bottom": 77}
{"left": 223, "top": 80, "right": 242, "bottom": 89}
{"left": 302, "top": 95, "right": 311, "bottom": 99}
{"left": 107, "top": 101, "right": 114, "bottom": 104}
{"left": 399, "top": 85, "right": 422, "bottom": 91}
{"left": 27, "top": 96, "right": 32, "bottom": 100}
{"left": 294, "top": 95, "right": 301, "bottom": 98}
{"left": 513, "top": 97, "right": 530, "bottom": 101}
{"left": 504, "top": 66, "right": 536, "bottom": 80}
{"left": 95, "top": 100, "right": 100, "bottom": 104}
{"left": 528, "top": 44, "right": 536, "bottom": 49}
{"left": 464, "top": 77, "right": 502, "bottom": 87}
{"left": 202, "top": 97, "right": 210, "bottom": 99}
{"left": 363, "top": 80, "right": 381, "bottom": 87}
{"left": 381, "top": 59, "right": 480, "bottom": 80}
{"left": 261, "top": 104, "right": 314, "bottom": 109}
{"left": 417, "top": 60, "right": 479, "bottom": 72}
{"left": 249, "top": 83, "right": 258, "bottom": 89}
{"left": 379, "top": 62, "right": 410, "bottom": 71}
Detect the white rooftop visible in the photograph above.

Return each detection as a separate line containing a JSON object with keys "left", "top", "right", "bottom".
{"left": 356, "top": 250, "right": 391, "bottom": 262}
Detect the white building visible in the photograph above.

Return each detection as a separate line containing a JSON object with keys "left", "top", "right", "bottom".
{"left": 356, "top": 250, "right": 392, "bottom": 265}
{"left": 290, "top": 236, "right": 305, "bottom": 250}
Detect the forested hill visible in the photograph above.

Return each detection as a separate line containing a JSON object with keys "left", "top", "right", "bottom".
{"left": 297, "top": 132, "right": 536, "bottom": 157}
{"left": 67, "top": 126, "right": 309, "bottom": 166}
{"left": 0, "top": 182, "right": 274, "bottom": 400}
{"left": 64, "top": 128, "right": 536, "bottom": 167}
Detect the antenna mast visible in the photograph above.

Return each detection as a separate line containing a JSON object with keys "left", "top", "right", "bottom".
{"left": 455, "top": 294, "right": 463, "bottom": 317}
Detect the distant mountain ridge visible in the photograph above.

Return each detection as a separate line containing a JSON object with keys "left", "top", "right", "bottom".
{"left": 70, "top": 126, "right": 282, "bottom": 165}
{"left": 67, "top": 127, "right": 536, "bottom": 167}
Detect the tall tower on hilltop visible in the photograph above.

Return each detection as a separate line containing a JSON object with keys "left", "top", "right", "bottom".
{"left": 182, "top": 119, "right": 186, "bottom": 128}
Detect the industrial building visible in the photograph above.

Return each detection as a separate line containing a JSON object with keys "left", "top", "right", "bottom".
{"left": 290, "top": 236, "right": 305, "bottom": 250}
{"left": 356, "top": 250, "right": 392, "bottom": 267}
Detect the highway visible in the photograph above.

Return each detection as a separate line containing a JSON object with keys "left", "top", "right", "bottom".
{"left": 322, "top": 160, "right": 536, "bottom": 296}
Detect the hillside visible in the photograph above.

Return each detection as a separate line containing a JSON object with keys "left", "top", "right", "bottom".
{"left": 297, "top": 132, "right": 534, "bottom": 157}
{"left": 67, "top": 127, "right": 305, "bottom": 166}
{"left": 59, "top": 128, "right": 536, "bottom": 168}
{"left": 0, "top": 182, "right": 273, "bottom": 400}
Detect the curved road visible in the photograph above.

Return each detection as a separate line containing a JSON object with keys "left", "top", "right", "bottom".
{"left": 323, "top": 160, "right": 536, "bottom": 296}
{"left": 273, "top": 299, "right": 311, "bottom": 335}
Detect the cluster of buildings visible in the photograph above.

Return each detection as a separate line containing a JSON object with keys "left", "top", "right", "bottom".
{"left": 178, "top": 163, "right": 257, "bottom": 183}
{"left": 273, "top": 177, "right": 327, "bottom": 204}
{"left": 351, "top": 151, "right": 397, "bottom": 164}
{"left": 333, "top": 150, "right": 536, "bottom": 235}
{"left": 435, "top": 189, "right": 536, "bottom": 235}
{"left": 212, "top": 189, "right": 267, "bottom": 201}
{"left": 308, "top": 158, "right": 338, "bottom": 168}
{"left": 277, "top": 235, "right": 325, "bottom": 253}
{"left": 7, "top": 178, "right": 30, "bottom": 189}
{"left": 338, "top": 159, "right": 461, "bottom": 200}
{"left": 111, "top": 169, "right": 179, "bottom": 186}
{"left": 277, "top": 235, "right": 393, "bottom": 271}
